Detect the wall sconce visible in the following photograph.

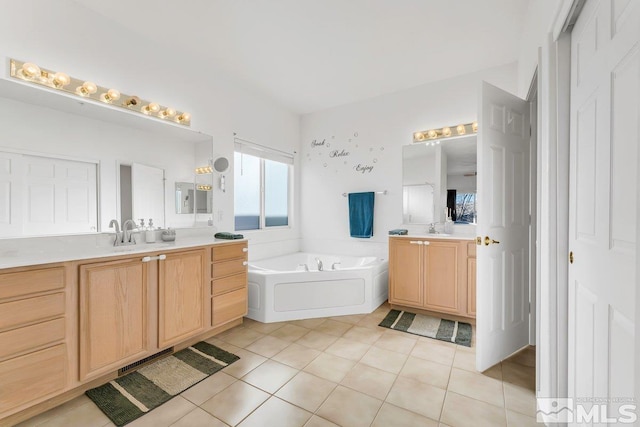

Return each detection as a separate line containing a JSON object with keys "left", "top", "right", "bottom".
{"left": 413, "top": 121, "right": 478, "bottom": 144}
{"left": 9, "top": 59, "right": 191, "bottom": 127}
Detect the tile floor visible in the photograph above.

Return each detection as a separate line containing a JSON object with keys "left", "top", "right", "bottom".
{"left": 17, "top": 303, "right": 537, "bottom": 427}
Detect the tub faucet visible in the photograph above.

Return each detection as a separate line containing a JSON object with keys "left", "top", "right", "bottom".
{"left": 109, "top": 219, "right": 122, "bottom": 246}
{"left": 298, "top": 263, "right": 309, "bottom": 272}
{"left": 331, "top": 262, "right": 341, "bottom": 270}
{"left": 121, "top": 219, "right": 137, "bottom": 245}
{"left": 315, "top": 257, "right": 323, "bottom": 271}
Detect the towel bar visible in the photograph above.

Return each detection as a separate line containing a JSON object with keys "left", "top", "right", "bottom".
{"left": 342, "top": 190, "right": 387, "bottom": 197}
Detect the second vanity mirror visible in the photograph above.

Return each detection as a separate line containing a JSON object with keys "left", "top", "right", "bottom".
{"left": 402, "top": 135, "right": 477, "bottom": 225}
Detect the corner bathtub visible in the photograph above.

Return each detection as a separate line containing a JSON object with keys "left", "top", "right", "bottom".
{"left": 247, "top": 252, "right": 389, "bottom": 323}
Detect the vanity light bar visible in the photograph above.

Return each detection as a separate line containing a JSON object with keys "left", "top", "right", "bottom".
{"left": 9, "top": 59, "right": 191, "bottom": 127}
{"left": 195, "top": 165, "right": 213, "bottom": 174}
{"left": 197, "top": 184, "right": 212, "bottom": 191}
{"left": 413, "top": 121, "right": 478, "bottom": 143}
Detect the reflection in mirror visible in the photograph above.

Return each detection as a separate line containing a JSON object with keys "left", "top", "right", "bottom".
{"left": 402, "top": 135, "right": 477, "bottom": 225}
{"left": 175, "top": 181, "right": 213, "bottom": 214}
{"left": 132, "top": 163, "right": 165, "bottom": 227}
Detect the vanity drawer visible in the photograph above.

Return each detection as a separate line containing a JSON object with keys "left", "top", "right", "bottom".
{"left": 212, "top": 258, "right": 247, "bottom": 279}
{"left": 212, "top": 288, "right": 247, "bottom": 327}
{"left": 0, "top": 293, "right": 65, "bottom": 331}
{"left": 212, "top": 243, "right": 248, "bottom": 262}
{"left": 467, "top": 242, "right": 477, "bottom": 258}
{"left": 0, "top": 266, "right": 65, "bottom": 300}
{"left": 0, "top": 344, "right": 67, "bottom": 414}
{"left": 0, "top": 318, "right": 65, "bottom": 361}
{"left": 212, "top": 273, "right": 247, "bottom": 296}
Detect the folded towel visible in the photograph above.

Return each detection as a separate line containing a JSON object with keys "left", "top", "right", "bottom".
{"left": 214, "top": 232, "right": 244, "bottom": 240}
{"left": 348, "top": 192, "right": 375, "bottom": 238}
{"left": 388, "top": 229, "right": 408, "bottom": 235}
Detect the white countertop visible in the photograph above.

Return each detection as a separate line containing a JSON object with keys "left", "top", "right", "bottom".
{"left": 389, "top": 234, "right": 476, "bottom": 241}
{"left": 0, "top": 233, "right": 246, "bottom": 269}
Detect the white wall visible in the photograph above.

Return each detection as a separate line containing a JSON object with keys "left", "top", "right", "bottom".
{"left": 299, "top": 63, "right": 517, "bottom": 258}
{"left": 0, "top": 0, "right": 301, "bottom": 256}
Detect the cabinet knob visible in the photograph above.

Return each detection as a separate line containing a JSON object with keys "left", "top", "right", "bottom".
{"left": 409, "top": 241, "right": 423, "bottom": 245}
{"left": 242, "top": 261, "right": 248, "bottom": 266}
{"left": 242, "top": 247, "right": 248, "bottom": 252}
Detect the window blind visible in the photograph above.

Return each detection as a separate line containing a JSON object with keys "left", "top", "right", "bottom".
{"left": 234, "top": 137, "right": 294, "bottom": 165}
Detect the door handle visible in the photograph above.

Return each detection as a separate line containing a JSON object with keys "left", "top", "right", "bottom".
{"left": 141, "top": 254, "right": 167, "bottom": 263}
{"left": 569, "top": 251, "right": 574, "bottom": 264}
{"left": 409, "top": 241, "right": 424, "bottom": 245}
{"left": 484, "top": 236, "right": 500, "bottom": 246}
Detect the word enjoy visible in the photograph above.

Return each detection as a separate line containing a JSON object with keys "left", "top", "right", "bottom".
{"left": 354, "top": 164, "right": 374, "bottom": 174}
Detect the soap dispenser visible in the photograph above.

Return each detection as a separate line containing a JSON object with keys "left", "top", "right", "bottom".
{"left": 146, "top": 218, "right": 156, "bottom": 243}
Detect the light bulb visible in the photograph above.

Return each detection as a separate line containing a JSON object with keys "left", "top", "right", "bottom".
{"left": 143, "top": 102, "right": 161, "bottom": 114}
{"left": 76, "top": 81, "right": 97, "bottom": 96}
{"left": 442, "top": 127, "right": 451, "bottom": 137}
{"left": 123, "top": 96, "right": 140, "bottom": 107}
{"left": 160, "top": 107, "right": 176, "bottom": 118}
{"left": 427, "top": 129, "right": 438, "bottom": 139}
{"left": 21, "top": 62, "right": 41, "bottom": 79}
{"left": 177, "top": 112, "right": 191, "bottom": 123}
{"left": 472, "top": 121, "right": 478, "bottom": 132}
{"left": 457, "top": 125, "right": 466, "bottom": 135}
{"left": 52, "top": 72, "right": 70, "bottom": 88}
{"left": 100, "top": 89, "right": 121, "bottom": 103}
{"left": 414, "top": 132, "right": 425, "bottom": 141}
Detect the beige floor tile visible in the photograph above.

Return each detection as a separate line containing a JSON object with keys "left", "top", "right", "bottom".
{"left": 304, "top": 415, "right": 340, "bottom": 427}
{"left": 276, "top": 371, "right": 337, "bottom": 412}
{"left": 316, "top": 385, "right": 383, "bottom": 427}
{"left": 502, "top": 361, "right": 535, "bottom": 390}
{"left": 325, "top": 337, "right": 371, "bottom": 361}
{"left": 313, "top": 319, "right": 353, "bottom": 336}
{"left": 440, "top": 391, "right": 506, "bottom": 427}
{"left": 371, "top": 402, "right": 439, "bottom": 427}
{"left": 505, "top": 346, "right": 536, "bottom": 368}
{"left": 400, "top": 356, "right": 452, "bottom": 389}
{"left": 128, "top": 397, "right": 196, "bottom": 427}
{"left": 296, "top": 330, "right": 339, "bottom": 350}
{"left": 222, "top": 348, "right": 268, "bottom": 379}
{"left": 272, "top": 342, "right": 321, "bottom": 369}
{"left": 241, "top": 359, "right": 298, "bottom": 393}
{"left": 244, "top": 320, "right": 286, "bottom": 334}
{"left": 482, "top": 362, "right": 503, "bottom": 381}
{"left": 447, "top": 367, "right": 504, "bottom": 407}
{"left": 180, "top": 371, "right": 236, "bottom": 405}
{"left": 220, "top": 328, "right": 265, "bottom": 348}
{"left": 411, "top": 340, "right": 456, "bottom": 365}
{"left": 453, "top": 348, "right": 478, "bottom": 372}
{"left": 303, "top": 353, "right": 356, "bottom": 383}
{"left": 374, "top": 331, "right": 418, "bottom": 354}
{"left": 170, "top": 407, "right": 227, "bottom": 427}
{"left": 238, "top": 397, "right": 312, "bottom": 427}
{"left": 245, "top": 335, "right": 291, "bottom": 358}
{"left": 340, "top": 362, "right": 397, "bottom": 400}
{"left": 503, "top": 383, "right": 536, "bottom": 417}
{"left": 329, "top": 314, "right": 367, "bottom": 324}
{"left": 342, "top": 325, "right": 384, "bottom": 345}
{"left": 22, "top": 401, "right": 112, "bottom": 427}
{"left": 291, "top": 318, "right": 327, "bottom": 329}
{"left": 269, "top": 324, "right": 310, "bottom": 342}
{"left": 200, "top": 381, "right": 269, "bottom": 426}
{"left": 506, "top": 409, "right": 539, "bottom": 427}
{"left": 17, "top": 395, "right": 95, "bottom": 426}
{"left": 385, "top": 376, "right": 446, "bottom": 421}
{"left": 360, "top": 345, "right": 408, "bottom": 374}
{"left": 356, "top": 315, "right": 387, "bottom": 329}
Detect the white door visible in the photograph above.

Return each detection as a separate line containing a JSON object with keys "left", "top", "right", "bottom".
{"left": 476, "top": 81, "right": 531, "bottom": 372}
{"left": 132, "top": 163, "right": 165, "bottom": 228}
{"left": 568, "top": 0, "right": 638, "bottom": 421}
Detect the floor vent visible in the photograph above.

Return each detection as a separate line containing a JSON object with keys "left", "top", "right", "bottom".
{"left": 118, "top": 347, "right": 173, "bottom": 376}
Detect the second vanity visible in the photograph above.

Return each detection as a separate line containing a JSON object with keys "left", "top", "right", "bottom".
{"left": 0, "top": 237, "right": 248, "bottom": 426}
{"left": 389, "top": 234, "right": 476, "bottom": 319}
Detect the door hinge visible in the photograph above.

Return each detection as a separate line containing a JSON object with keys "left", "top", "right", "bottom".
{"left": 528, "top": 302, "right": 531, "bottom": 314}
{"left": 529, "top": 126, "right": 532, "bottom": 137}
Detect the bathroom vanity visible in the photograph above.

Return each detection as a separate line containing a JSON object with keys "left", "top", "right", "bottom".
{"left": 388, "top": 235, "right": 476, "bottom": 319}
{"left": 0, "top": 239, "right": 247, "bottom": 425}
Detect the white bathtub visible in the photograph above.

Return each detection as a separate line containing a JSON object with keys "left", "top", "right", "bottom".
{"left": 247, "top": 252, "right": 389, "bottom": 323}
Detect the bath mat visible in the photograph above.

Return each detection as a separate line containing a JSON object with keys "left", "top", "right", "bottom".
{"left": 379, "top": 309, "right": 472, "bottom": 347}
{"left": 86, "top": 341, "right": 239, "bottom": 426}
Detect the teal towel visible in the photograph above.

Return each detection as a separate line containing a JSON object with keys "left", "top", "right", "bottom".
{"left": 348, "top": 192, "right": 375, "bottom": 238}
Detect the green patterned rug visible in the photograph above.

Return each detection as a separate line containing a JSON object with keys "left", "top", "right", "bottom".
{"left": 379, "top": 309, "right": 472, "bottom": 347}
{"left": 86, "top": 341, "right": 239, "bottom": 426}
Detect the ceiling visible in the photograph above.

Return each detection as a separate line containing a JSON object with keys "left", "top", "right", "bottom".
{"left": 76, "top": 0, "right": 530, "bottom": 114}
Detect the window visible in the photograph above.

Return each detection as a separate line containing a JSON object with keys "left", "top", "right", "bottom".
{"left": 455, "top": 192, "right": 477, "bottom": 223}
{"left": 234, "top": 140, "right": 292, "bottom": 231}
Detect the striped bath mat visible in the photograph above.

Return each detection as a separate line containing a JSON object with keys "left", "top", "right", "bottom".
{"left": 86, "top": 341, "right": 239, "bottom": 426}
{"left": 379, "top": 309, "right": 472, "bottom": 347}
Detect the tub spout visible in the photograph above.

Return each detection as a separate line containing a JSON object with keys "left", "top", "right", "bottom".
{"left": 298, "top": 263, "right": 309, "bottom": 272}
{"left": 331, "top": 262, "right": 341, "bottom": 270}
{"left": 315, "top": 257, "right": 323, "bottom": 271}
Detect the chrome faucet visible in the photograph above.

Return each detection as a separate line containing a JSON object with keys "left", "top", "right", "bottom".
{"left": 109, "top": 219, "right": 122, "bottom": 246}
{"left": 428, "top": 223, "right": 437, "bottom": 234}
{"left": 315, "top": 257, "right": 323, "bottom": 271}
{"left": 331, "top": 262, "right": 341, "bottom": 270}
{"left": 298, "top": 263, "right": 309, "bottom": 272}
{"left": 121, "top": 219, "right": 137, "bottom": 245}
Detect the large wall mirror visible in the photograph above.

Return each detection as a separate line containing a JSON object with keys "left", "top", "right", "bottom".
{"left": 0, "top": 78, "right": 214, "bottom": 238}
{"left": 402, "top": 135, "right": 477, "bottom": 225}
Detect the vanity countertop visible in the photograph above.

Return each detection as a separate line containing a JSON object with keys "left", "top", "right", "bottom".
{"left": 389, "top": 234, "right": 476, "bottom": 241}
{"left": 0, "top": 235, "right": 247, "bottom": 269}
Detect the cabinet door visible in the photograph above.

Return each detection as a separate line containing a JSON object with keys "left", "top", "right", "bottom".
{"left": 389, "top": 239, "right": 424, "bottom": 307}
{"left": 79, "top": 259, "right": 149, "bottom": 381}
{"left": 423, "top": 241, "right": 459, "bottom": 313}
{"left": 158, "top": 249, "right": 206, "bottom": 348}
{"left": 467, "top": 257, "right": 476, "bottom": 317}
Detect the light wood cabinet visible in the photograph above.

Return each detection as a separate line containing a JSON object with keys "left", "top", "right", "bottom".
{"left": 158, "top": 249, "right": 206, "bottom": 347}
{"left": 467, "top": 242, "right": 477, "bottom": 316}
{"left": 211, "top": 241, "right": 248, "bottom": 328}
{"left": 79, "top": 258, "right": 150, "bottom": 381}
{"left": 388, "top": 237, "right": 475, "bottom": 319}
